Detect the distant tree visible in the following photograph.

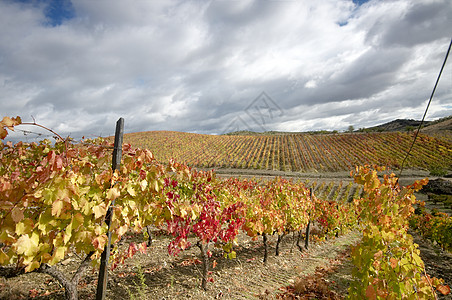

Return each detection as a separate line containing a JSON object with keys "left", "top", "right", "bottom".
{"left": 347, "top": 125, "right": 354, "bottom": 133}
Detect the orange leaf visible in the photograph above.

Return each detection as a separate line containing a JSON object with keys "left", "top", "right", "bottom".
{"left": 365, "top": 285, "right": 377, "bottom": 300}
{"left": 1, "top": 116, "right": 21, "bottom": 129}
{"left": 0, "top": 127, "right": 7, "bottom": 139}
{"left": 92, "top": 235, "right": 107, "bottom": 251}
{"left": 437, "top": 285, "right": 450, "bottom": 295}
{"left": 390, "top": 258, "right": 398, "bottom": 269}
{"left": 11, "top": 207, "right": 24, "bottom": 223}
{"left": 373, "top": 250, "right": 383, "bottom": 260}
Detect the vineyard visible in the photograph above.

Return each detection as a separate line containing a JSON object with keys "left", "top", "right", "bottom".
{"left": 0, "top": 116, "right": 451, "bottom": 299}
{"left": 122, "top": 130, "right": 452, "bottom": 173}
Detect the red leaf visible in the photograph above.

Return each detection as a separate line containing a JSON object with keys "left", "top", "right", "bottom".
{"left": 29, "top": 289, "right": 39, "bottom": 298}
{"left": 127, "top": 242, "right": 138, "bottom": 258}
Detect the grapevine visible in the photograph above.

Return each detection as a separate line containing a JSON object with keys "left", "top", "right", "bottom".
{"left": 1, "top": 116, "right": 450, "bottom": 299}
{"left": 348, "top": 166, "right": 450, "bottom": 299}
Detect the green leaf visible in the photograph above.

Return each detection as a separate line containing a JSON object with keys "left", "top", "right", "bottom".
{"left": 38, "top": 210, "right": 53, "bottom": 233}
{"left": 0, "top": 249, "right": 10, "bottom": 264}
{"left": 227, "top": 251, "right": 236, "bottom": 259}
{"left": 64, "top": 220, "right": 73, "bottom": 244}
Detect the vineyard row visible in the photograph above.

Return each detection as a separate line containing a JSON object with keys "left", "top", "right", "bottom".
{"left": 123, "top": 131, "right": 452, "bottom": 172}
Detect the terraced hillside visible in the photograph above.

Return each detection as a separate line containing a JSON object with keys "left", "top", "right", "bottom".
{"left": 121, "top": 131, "right": 452, "bottom": 173}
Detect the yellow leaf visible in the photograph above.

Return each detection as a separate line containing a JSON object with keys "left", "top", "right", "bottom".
{"left": 140, "top": 179, "right": 147, "bottom": 191}
{"left": 128, "top": 200, "right": 137, "bottom": 211}
{"left": 152, "top": 180, "right": 159, "bottom": 192}
{"left": 33, "top": 189, "right": 43, "bottom": 198}
{"left": 117, "top": 225, "right": 128, "bottom": 237}
{"left": 15, "top": 218, "right": 33, "bottom": 235}
{"left": 51, "top": 199, "right": 64, "bottom": 217}
{"left": 16, "top": 234, "right": 39, "bottom": 257}
{"left": 64, "top": 221, "right": 73, "bottom": 244}
{"left": 127, "top": 184, "right": 136, "bottom": 197}
{"left": 93, "top": 203, "right": 106, "bottom": 219}
{"left": 106, "top": 187, "right": 120, "bottom": 200}
{"left": 25, "top": 261, "right": 40, "bottom": 273}
{"left": 111, "top": 170, "right": 120, "bottom": 185}
{"left": 1, "top": 116, "right": 21, "bottom": 129}
{"left": 50, "top": 246, "right": 66, "bottom": 265}
{"left": 179, "top": 207, "right": 187, "bottom": 218}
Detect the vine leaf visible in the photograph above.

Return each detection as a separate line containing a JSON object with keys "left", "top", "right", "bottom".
{"left": 11, "top": 207, "right": 24, "bottom": 223}
{"left": 365, "top": 285, "right": 377, "bottom": 300}
{"left": 437, "top": 285, "right": 451, "bottom": 295}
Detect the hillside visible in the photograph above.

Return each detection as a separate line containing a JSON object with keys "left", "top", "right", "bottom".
{"left": 121, "top": 130, "right": 452, "bottom": 173}
{"left": 421, "top": 116, "right": 452, "bottom": 142}
{"left": 367, "top": 119, "right": 429, "bottom": 132}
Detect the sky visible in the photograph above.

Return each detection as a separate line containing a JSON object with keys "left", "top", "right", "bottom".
{"left": 1, "top": 0, "right": 452, "bottom": 142}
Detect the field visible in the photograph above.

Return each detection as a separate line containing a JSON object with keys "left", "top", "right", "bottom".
{"left": 121, "top": 131, "right": 452, "bottom": 173}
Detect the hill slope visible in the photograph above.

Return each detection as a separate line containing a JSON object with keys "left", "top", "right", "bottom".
{"left": 367, "top": 119, "right": 429, "bottom": 132}
{"left": 121, "top": 131, "right": 452, "bottom": 173}
{"left": 421, "top": 116, "right": 452, "bottom": 142}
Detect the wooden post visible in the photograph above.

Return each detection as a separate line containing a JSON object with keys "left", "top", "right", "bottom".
{"left": 96, "top": 118, "right": 124, "bottom": 300}
{"left": 305, "top": 188, "right": 312, "bottom": 250}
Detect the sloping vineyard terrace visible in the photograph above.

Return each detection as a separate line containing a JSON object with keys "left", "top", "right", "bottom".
{"left": 122, "top": 131, "right": 452, "bottom": 172}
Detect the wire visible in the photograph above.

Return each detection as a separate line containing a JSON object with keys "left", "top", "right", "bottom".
{"left": 398, "top": 38, "right": 452, "bottom": 177}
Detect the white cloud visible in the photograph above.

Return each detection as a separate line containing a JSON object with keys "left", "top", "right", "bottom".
{"left": 1, "top": 0, "right": 451, "bottom": 142}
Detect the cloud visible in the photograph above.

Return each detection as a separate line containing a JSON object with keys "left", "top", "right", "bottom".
{"left": 1, "top": 0, "right": 451, "bottom": 143}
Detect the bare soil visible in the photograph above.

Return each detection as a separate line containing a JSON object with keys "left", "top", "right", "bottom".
{"left": 1, "top": 228, "right": 451, "bottom": 300}
{"left": 1, "top": 229, "right": 362, "bottom": 300}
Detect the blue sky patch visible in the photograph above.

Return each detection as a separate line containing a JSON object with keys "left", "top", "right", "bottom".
{"left": 43, "top": 0, "right": 75, "bottom": 26}
{"left": 11, "top": 0, "right": 75, "bottom": 26}
{"left": 353, "top": 0, "right": 371, "bottom": 6}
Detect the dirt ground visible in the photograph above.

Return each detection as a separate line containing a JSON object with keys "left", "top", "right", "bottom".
{"left": 1, "top": 229, "right": 363, "bottom": 300}
{"left": 1, "top": 227, "right": 450, "bottom": 300}
{"left": 411, "top": 230, "right": 452, "bottom": 300}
